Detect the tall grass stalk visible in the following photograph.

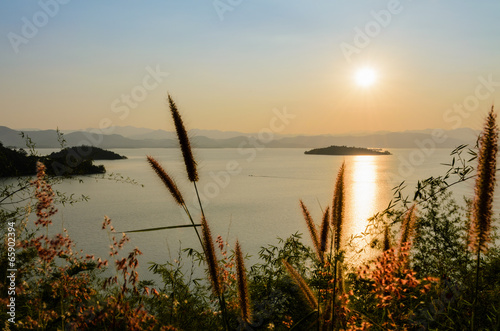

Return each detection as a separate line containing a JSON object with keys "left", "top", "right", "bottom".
{"left": 399, "top": 204, "right": 416, "bottom": 251}
{"left": 167, "top": 94, "right": 198, "bottom": 183}
{"left": 235, "top": 240, "right": 252, "bottom": 324}
{"left": 146, "top": 156, "right": 203, "bottom": 248}
{"left": 471, "top": 106, "right": 498, "bottom": 253}
{"left": 167, "top": 94, "right": 209, "bottom": 227}
{"left": 201, "top": 216, "right": 221, "bottom": 296}
{"left": 330, "top": 162, "right": 345, "bottom": 330}
{"left": 383, "top": 224, "right": 391, "bottom": 251}
{"left": 319, "top": 207, "right": 330, "bottom": 261}
{"left": 301, "top": 200, "right": 322, "bottom": 262}
{"left": 300, "top": 202, "right": 330, "bottom": 329}
{"left": 201, "top": 216, "right": 230, "bottom": 330}
{"left": 146, "top": 156, "right": 184, "bottom": 206}
{"left": 167, "top": 95, "right": 208, "bottom": 219}
{"left": 164, "top": 94, "right": 231, "bottom": 329}
{"left": 332, "top": 162, "right": 345, "bottom": 254}
{"left": 471, "top": 106, "right": 498, "bottom": 330}
{"left": 282, "top": 259, "right": 318, "bottom": 310}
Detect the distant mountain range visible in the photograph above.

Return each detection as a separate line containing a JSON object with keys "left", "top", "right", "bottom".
{"left": 0, "top": 126, "right": 479, "bottom": 150}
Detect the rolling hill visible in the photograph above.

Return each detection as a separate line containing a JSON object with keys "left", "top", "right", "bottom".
{"left": 0, "top": 126, "right": 476, "bottom": 150}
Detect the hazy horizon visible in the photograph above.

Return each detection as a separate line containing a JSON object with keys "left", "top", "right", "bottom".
{"left": 4, "top": 124, "right": 480, "bottom": 137}
{"left": 1, "top": 1, "right": 499, "bottom": 135}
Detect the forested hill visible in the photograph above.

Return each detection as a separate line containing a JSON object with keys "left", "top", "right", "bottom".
{"left": 48, "top": 146, "right": 127, "bottom": 160}
{"left": 0, "top": 142, "right": 38, "bottom": 177}
{"left": 0, "top": 143, "right": 124, "bottom": 177}
{"left": 305, "top": 145, "right": 391, "bottom": 156}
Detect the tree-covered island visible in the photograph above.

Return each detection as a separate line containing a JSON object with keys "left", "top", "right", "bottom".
{"left": 0, "top": 143, "right": 126, "bottom": 177}
{"left": 305, "top": 145, "right": 391, "bottom": 156}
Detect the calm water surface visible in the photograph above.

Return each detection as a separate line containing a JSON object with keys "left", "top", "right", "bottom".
{"left": 26, "top": 148, "right": 482, "bottom": 278}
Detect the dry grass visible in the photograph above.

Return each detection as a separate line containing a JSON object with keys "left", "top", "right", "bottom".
{"left": 470, "top": 106, "right": 498, "bottom": 253}
{"left": 235, "top": 240, "right": 251, "bottom": 324}
{"left": 399, "top": 204, "right": 416, "bottom": 250}
{"left": 201, "top": 216, "right": 221, "bottom": 296}
{"left": 282, "top": 259, "right": 318, "bottom": 310}
{"left": 332, "top": 162, "right": 345, "bottom": 253}
{"left": 167, "top": 94, "right": 198, "bottom": 182}
{"left": 319, "top": 206, "right": 330, "bottom": 259}
{"left": 300, "top": 200, "right": 321, "bottom": 261}
{"left": 146, "top": 156, "right": 184, "bottom": 205}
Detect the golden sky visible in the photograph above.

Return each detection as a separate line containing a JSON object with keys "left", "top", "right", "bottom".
{"left": 1, "top": 1, "right": 499, "bottom": 135}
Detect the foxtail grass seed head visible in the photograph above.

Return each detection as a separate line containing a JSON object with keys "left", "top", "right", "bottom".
{"left": 319, "top": 206, "right": 330, "bottom": 257}
{"left": 201, "top": 216, "right": 221, "bottom": 296}
{"left": 146, "top": 156, "right": 185, "bottom": 205}
{"left": 332, "top": 162, "right": 346, "bottom": 252}
{"left": 337, "top": 263, "right": 345, "bottom": 295}
{"left": 168, "top": 94, "right": 199, "bottom": 182}
{"left": 282, "top": 259, "right": 318, "bottom": 310}
{"left": 471, "top": 106, "right": 498, "bottom": 253}
{"left": 235, "top": 240, "right": 252, "bottom": 324}
{"left": 300, "top": 200, "right": 321, "bottom": 261}
{"left": 400, "top": 204, "right": 416, "bottom": 249}
{"left": 383, "top": 224, "right": 391, "bottom": 252}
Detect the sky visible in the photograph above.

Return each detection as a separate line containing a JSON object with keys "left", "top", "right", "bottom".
{"left": 1, "top": 1, "right": 499, "bottom": 135}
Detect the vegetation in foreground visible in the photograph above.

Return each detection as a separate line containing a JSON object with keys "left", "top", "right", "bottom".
{"left": 1, "top": 101, "right": 499, "bottom": 330}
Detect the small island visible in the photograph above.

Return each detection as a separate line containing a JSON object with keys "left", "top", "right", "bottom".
{"left": 0, "top": 143, "right": 126, "bottom": 177}
{"left": 305, "top": 145, "right": 391, "bottom": 156}
{"left": 48, "top": 146, "right": 127, "bottom": 161}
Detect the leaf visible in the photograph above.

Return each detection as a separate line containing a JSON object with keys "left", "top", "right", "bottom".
{"left": 451, "top": 144, "right": 467, "bottom": 155}
{"left": 124, "top": 223, "right": 201, "bottom": 233}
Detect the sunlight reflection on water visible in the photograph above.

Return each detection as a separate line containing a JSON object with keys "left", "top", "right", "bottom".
{"left": 348, "top": 156, "right": 378, "bottom": 237}
{"left": 344, "top": 156, "right": 380, "bottom": 265}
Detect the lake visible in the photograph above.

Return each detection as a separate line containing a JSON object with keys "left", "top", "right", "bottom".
{"left": 19, "top": 147, "right": 486, "bottom": 279}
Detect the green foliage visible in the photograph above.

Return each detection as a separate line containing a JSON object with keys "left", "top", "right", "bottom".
{"left": 147, "top": 255, "right": 219, "bottom": 330}
{"left": 412, "top": 179, "right": 471, "bottom": 284}
{"left": 248, "top": 233, "right": 317, "bottom": 330}
{"left": 356, "top": 155, "right": 500, "bottom": 330}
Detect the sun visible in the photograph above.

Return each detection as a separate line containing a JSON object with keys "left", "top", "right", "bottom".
{"left": 355, "top": 67, "right": 377, "bottom": 87}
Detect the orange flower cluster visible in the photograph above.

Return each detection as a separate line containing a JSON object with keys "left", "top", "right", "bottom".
{"left": 101, "top": 216, "right": 142, "bottom": 295}
{"left": 282, "top": 315, "right": 293, "bottom": 329}
{"left": 16, "top": 163, "right": 103, "bottom": 329}
{"left": 75, "top": 217, "right": 165, "bottom": 330}
{"left": 32, "top": 162, "right": 58, "bottom": 226}
{"left": 216, "top": 235, "right": 236, "bottom": 290}
{"left": 12, "top": 163, "right": 175, "bottom": 329}
{"left": 351, "top": 243, "right": 438, "bottom": 329}
{"left": 358, "top": 244, "right": 437, "bottom": 308}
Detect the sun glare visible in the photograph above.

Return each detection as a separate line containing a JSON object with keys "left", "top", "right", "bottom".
{"left": 355, "top": 67, "right": 377, "bottom": 87}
